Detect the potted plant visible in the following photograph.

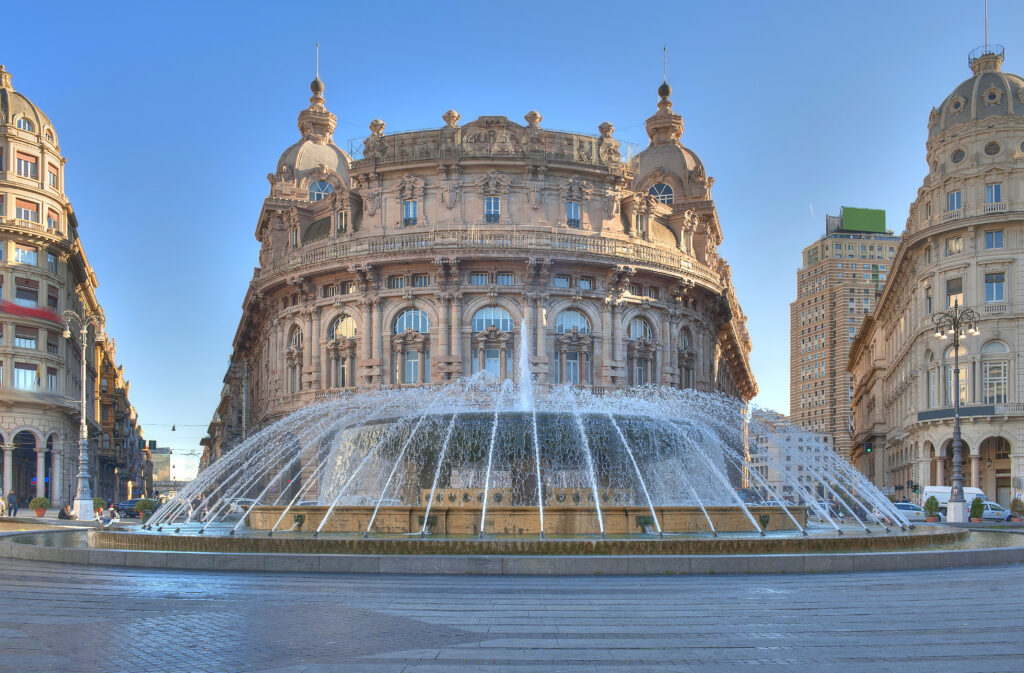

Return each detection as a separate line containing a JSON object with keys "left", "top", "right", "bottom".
{"left": 1011, "top": 497, "right": 1024, "bottom": 523}
{"left": 969, "top": 497, "right": 985, "bottom": 523}
{"left": 923, "top": 496, "right": 940, "bottom": 522}
{"left": 135, "top": 498, "right": 158, "bottom": 522}
{"left": 29, "top": 496, "right": 50, "bottom": 517}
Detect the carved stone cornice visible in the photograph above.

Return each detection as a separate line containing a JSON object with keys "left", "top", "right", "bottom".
{"left": 392, "top": 328, "right": 427, "bottom": 351}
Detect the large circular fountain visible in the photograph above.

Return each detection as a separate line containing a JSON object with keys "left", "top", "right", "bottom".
{"left": 135, "top": 371, "right": 914, "bottom": 547}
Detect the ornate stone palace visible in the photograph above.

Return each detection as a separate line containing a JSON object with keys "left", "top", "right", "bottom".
{"left": 0, "top": 66, "right": 146, "bottom": 507}
{"left": 849, "top": 47, "right": 1024, "bottom": 507}
{"left": 201, "top": 76, "right": 757, "bottom": 467}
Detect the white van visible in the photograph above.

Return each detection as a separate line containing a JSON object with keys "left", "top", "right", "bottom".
{"left": 921, "top": 486, "right": 988, "bottom": 514}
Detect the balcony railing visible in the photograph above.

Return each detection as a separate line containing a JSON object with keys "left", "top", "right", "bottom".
{"left": 942, "top": 208, "right": 963, "bottom": 223}
{"left": 984, "top": 202, "right": 1009, "bottom": 214}
{"left": 261, "top": 229, "right": 718, "bottom": 287}
{"left": 983, "top": 303, "right": 1008, "bottom": 314}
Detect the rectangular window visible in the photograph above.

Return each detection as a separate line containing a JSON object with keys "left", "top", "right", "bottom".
{"left": 46, "top": 253, "right": 57, "bottom": 273}
{"left": 14, "top": 277, "right": 39, "bottom": 307}
{"left": 986, "top": 183, "right": 1002, "bottom": 204}
{"left": 15, "top": 152, "right": 37, "bottom": 178}
{"left": 46, "top": 209, "right": 60, "bottom": 232}
{"left": 15, "top": 245, "right": 37, "bottom": 266}
{"left": 470, "top": 272, "right": 489, "bottom": 286}
{"left": 322, "top": 284, "right": 338, "bottom": 297}
{"left": 14, "top": 326, "right": 37, "bottom": 349}
{"left": 46, "top": 331, "right": 59, "bottom": 355}
{"left": 984, "top": 362, "right": 1008, "bottom": 404}
{"left": 578, "top": 277, "right": 593, "bottom": 290}
{"left": 0, "top": 194, "right": 4, "bottom": 216}
{"left": 946, "top": 277, "right": 963, "bottom": 307}
{"left": 645, "top": 287, "right": 659, "bottom": 299}
{"left": 628, "top": 283, "right": 642, "bottom": 296}
{"left": 14, "top": 199, "right": 38, "bottom": 222}
{"left": 925, "top": 290, "right": 932, "bottom": 314}
{"left": 566, "top": 201, "right": 580, "bottom": 228}
{"left": 340, "top": 280, "right": 355, "bottom": 294}
{"left": 14, "top": 363, "right": 37, "bottom": 390}
{"left": 101, "top": 406, "right": 110, "bottom": 421}
{"left": 985, "top": 272, "right": 1005, "bottom": 303}
{"left": 46, "top": 286, "right": 58, "bottom": 310}
{"left": 386, "top": 275, "right": 405, "bottom": 289}
{"left": 101, "top": 378, "right": 108, "bottom": 393}
{"left": 412, "top": 273, "right": 430, "bottom": 287}
{"left": 553, "top": 274, "right": 570, "bottom": 289}
{"left": 403, "top": 200, "right": 417, "bottom": 227}
{"left": 924, "top": 247, "right": 932, "bottom": 263}
{"left": 634, "top": 212, "right": 648, "bottom": 237}
{"left": 495, "top": 272, "right": 514, "bottom": 286}
{"left": 945, "top": 236, "right": 962, "bottom": 256}
{"left": 47, "top": 165, "right": 59, "bottom": 189}
{"left": 947, "top": 190, "right": 962, "bottom": 211}
{"left": 985, "top": 230, "right": 1003, "bottom": 249}
{"left": 337, "top": 210, "right": 348, "bottom": 233}
{"left": 484, "top": 196, "right": 500, "bottom": 223}
{"left": 47, "top": 368, "right": 57, "bottom": 393}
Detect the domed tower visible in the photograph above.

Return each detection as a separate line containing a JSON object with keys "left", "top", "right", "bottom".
{"left": 849, "top": 46, "right": 1024, "bottom": 506}
{"left": 207, "top": 75, "right": 757, "bottom": 458}
{"left": 0, "top": 66, "right": 142, "bottom": 510}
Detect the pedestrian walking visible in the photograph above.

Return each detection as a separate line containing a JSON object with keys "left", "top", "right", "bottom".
{"left": 6, "top": 490, "right": 17, "bottom": 517}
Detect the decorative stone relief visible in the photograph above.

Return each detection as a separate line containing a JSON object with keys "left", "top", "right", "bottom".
{"left": 476, "top": 169, "right": 510, "bottom": 195}
{"left": 397, "top": 174, "right": 424, "bottom": 201}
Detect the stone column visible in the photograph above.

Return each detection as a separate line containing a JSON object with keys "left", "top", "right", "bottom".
{"left": 970, "top": 455, "right": 980, "bottom": 488}
{"left": 51, "top": 452, "right": 62, "bottom": 508}
{"left": 477, "top": 346, "right": 485, "bottom": 374}
{"left": 532, "top": 296, "right": 542, "bottom": 357}
{"left": 582, "top": 351, "right": 589, "bottom": 385}
{"left": 609, "top": 304, "right": 618, "bottom": 361}
{"left": 438, "top": 295, "right": 450, "bottom": 357}
{"left": 346, "top": 355, "right": 355, "bottom": 388}
{"left": 311, "top": 308, "right": 322, "bottom": 389}
{"left": 499, "top": 346, "right": 507, "bottom": 380}
{"left": 303, "top": 311, "right": 314, "bottom": 388}
{"left": 417, "top": 349, "right": 425, "bottom": 384}
{"left": 361, "top": 301, "right": 373, "bottom": 361}
{"left": 660, "top": 315, "right": 671, "bottom": 384}
{"left": 451, "top": 294, "right": 463, "bottom": 362}
{"left": 372, "top": 299, "right": 384, "bottom": 383}
{"left": 936, "top": 457, "right": 945, "bottom": 485}
{"left": 35, "top": 449, "right": 46, "bottom": 499}
{"left": 3, "top": 447, "right": 13, "bottom": 498}
{"left": 560, "top": 347, "right": 567, "bottom": 383}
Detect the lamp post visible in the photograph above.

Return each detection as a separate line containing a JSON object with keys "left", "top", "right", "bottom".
{"left": 62, "top": 309, "right": 105, "bottom": 520}
{"left": 931, "top": 300, "right": 980, "bottom": 523}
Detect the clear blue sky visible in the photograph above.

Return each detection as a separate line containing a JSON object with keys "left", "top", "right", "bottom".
{"left": 5, "top": 1, "right": 1022, "bottom": 478}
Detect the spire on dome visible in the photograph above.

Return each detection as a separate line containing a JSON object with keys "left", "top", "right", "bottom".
{"left": 0, "top": 65, "right": 11, "bottom": 90}
{"left": 645, "top": 80, "right": 684, "bottom": 146}
{"left": 297, "top": 66, "right": 337, "bottom": 144}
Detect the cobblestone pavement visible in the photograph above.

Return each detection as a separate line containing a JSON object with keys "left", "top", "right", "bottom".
{"left": 0, "top": 558, "right": 1022, "bottom": 672}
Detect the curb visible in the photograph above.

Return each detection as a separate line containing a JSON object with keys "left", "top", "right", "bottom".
{"left": 1, "top": 528, "right": 1023, "bottom": 575}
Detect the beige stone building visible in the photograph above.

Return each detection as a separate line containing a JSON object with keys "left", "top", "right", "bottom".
{"left": 849, "top": 47, "right": 1024, "bottom": 507}
{"left": 789, "top": 208, "right": 898, "bottom": 456}
{"left": 749, "top": 409, "right": 831, "bottom": 502}
{"left": 201, "top": 77, "right": 757, "bottom": 466}
{"left": 0, "top": 65, "right": 143, "bottom": 507}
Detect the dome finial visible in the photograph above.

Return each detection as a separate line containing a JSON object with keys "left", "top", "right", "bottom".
{"left": 0, "top": 65, "right": 11, "bottom": 90}
{"left": 310, "top": 43, "right": 325, "bottom": 101}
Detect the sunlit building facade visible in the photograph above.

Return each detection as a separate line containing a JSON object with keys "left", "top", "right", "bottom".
{"left": 201, "top": 76, "right": 758, "bottom": 467}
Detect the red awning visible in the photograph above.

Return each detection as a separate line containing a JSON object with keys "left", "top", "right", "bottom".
{"left": 0, "top": 301, "right": 62, "bottom": 324}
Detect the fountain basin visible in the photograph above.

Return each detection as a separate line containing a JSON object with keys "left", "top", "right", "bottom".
{"left": 247, "top": 504, "right": 807, "bottom": 535}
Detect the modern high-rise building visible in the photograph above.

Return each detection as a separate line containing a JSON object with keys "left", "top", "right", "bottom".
{"left": 790, "top": 207, "right": 899, "bottom": 456}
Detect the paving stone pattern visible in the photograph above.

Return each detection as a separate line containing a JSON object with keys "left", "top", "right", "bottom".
{"left": 0, "top": 558, "right": 1022, "bottom": 672}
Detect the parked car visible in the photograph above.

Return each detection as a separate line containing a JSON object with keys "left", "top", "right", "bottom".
{"left": 920, "top": 486, "right": 989, "bottom": 516}
{"left": 979, "top": 501, "right": 1012, "bottom": 522}
{"left": 114, "top": 499, "right": 143, "bottom": 518}
{"left": 892, "top": 501, "right": 943, "bottom": 522}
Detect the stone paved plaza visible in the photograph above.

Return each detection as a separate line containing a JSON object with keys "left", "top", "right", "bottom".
{"left": 0, "top": 558, "right": 1022, "bottom": 672}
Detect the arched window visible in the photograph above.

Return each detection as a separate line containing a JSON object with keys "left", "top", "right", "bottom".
{"left": 471, "top": 307, "right": 513, "bottom": 379}
{"left": 393, "top": 309, "right": 429, "bottom": 384}
{"left": 328, "top": 315, "right": 358, "bottom": 339}
{"left": 678, "top": 327, "right": 695, "bottom": 389}
{"left": 555, "top": 309, "right": 590, "bottom": 334}
{"left": 327, "top": 316, "right": 358, "bottom": 388}
{"left": 982, "top": 341, "right": 1009, "bottom": 404}
{"left": 45, "top": 130, "right": 54, "bottom": 143}
{"left": 648, "top": 183, "right": 674, "bottom": 205}
{"left": 553, "top": 310, "right": 592, "bottom": 384}
{"left": 943, "top": 344, "right": 968, "bottom": 405}
{"left": 16, "top": 118, "right": 34, "bottom": 132}
{"left": 285, "top": 327, "right": 303, "bottom": 393}
{"left": 627, "top": 317, "right": 655, "bottom": 385}
{"left": 309, "top": 180, "right": 334, "bottom": 202}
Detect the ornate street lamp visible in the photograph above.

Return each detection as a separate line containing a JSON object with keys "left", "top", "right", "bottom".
{"left": 62, "top": 309, "right": 106, "bottom": 520}
{"left": 931, "top": 300, "right": 980, "bottom": 523}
